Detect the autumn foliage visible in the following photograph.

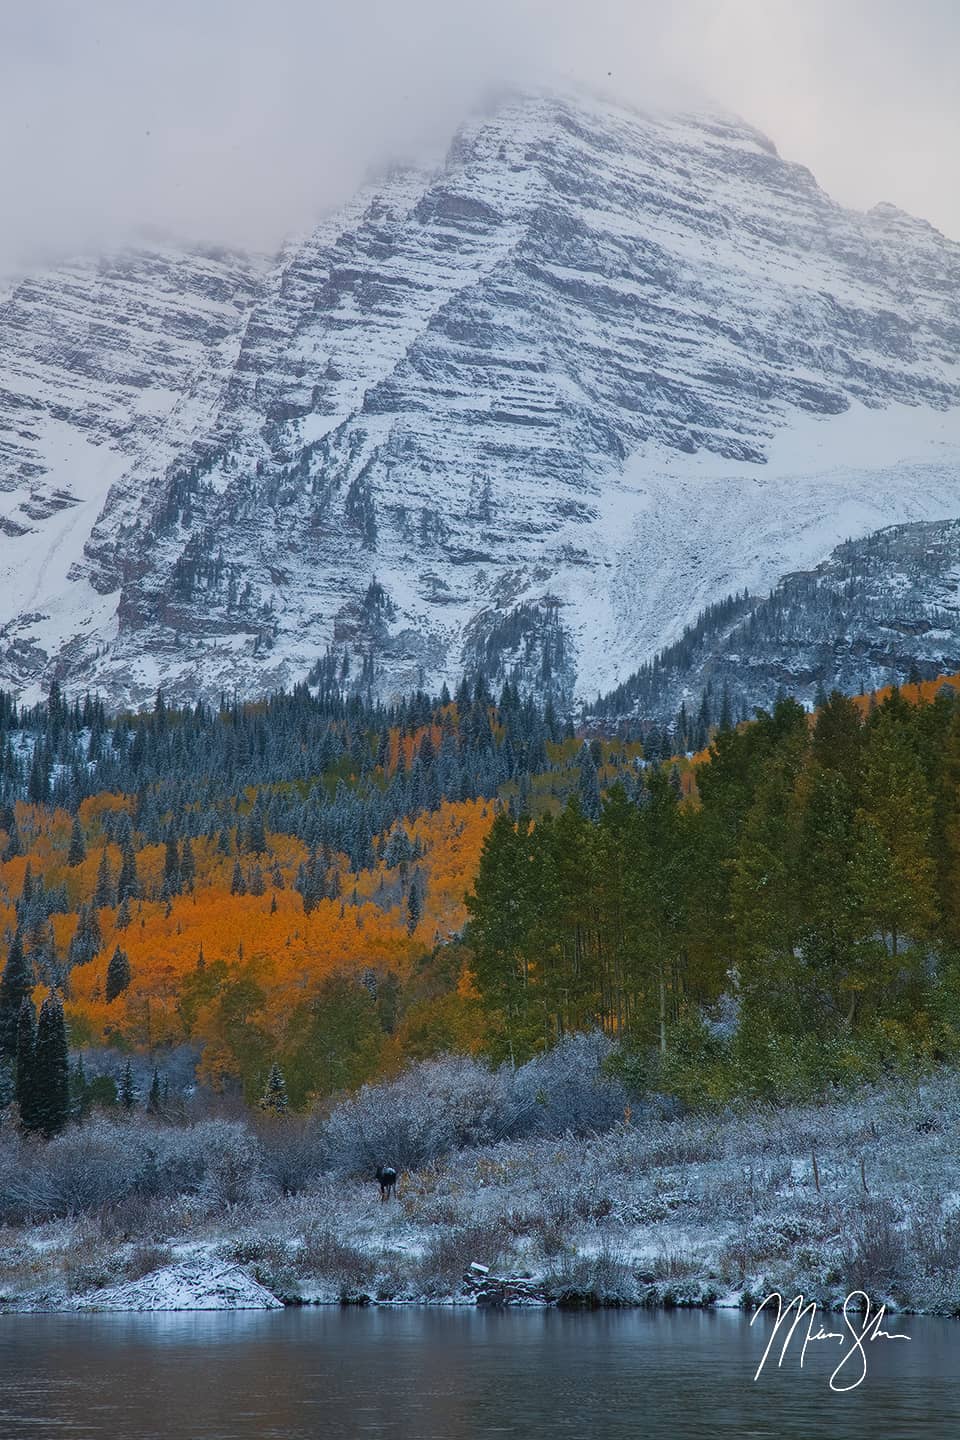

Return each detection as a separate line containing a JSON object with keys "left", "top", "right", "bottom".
{"left": 0, "top": 796, "right": 494, "bottom": 1105}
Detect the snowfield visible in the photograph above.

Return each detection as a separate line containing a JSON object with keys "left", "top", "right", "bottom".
{"left": 2, "top": 89, "right": 960, "bottom": 707}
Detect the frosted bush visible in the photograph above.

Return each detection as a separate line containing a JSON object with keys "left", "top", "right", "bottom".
{"left": 513, "top": 1032, "right": 630, "bottom": 1137}
{"left": 322, "top": 1054, "right": 524, "bottom": 1172}
{"left": 1, "top": 1118, "right": 141, "bottom": 1219}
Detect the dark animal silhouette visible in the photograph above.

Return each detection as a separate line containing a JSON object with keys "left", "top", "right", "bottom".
{"left": 376, "top": 1165, "right": 398, "bottom": 1201}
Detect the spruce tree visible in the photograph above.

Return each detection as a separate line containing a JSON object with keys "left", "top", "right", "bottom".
{"left": 577, "top": 744, "right": 601, "bottom": 821}
{"left": 245, "top": 802, "right": 267, "bottom": 856}
{"left": 67, "top": 817, "right": 86, "bottom": 867}
{"left": 105, "top": 945, "right": 131, "bottom": 1003}
{"left": 70, "top": 1055, "right": 90, "bottom": 1122}
{"left": 146, "top": 1067, "right": 163, "bottom": 1115}
{"left": 2, "top": 819, "right": 22, "bottom": 861}
{"left": 163, "top": 833, "right": 181, "bottom": 895}
{"left": 15, "top": 997, "right": 38, "bottom": 1132}
{"left": 405, "top": 875, "right": 422, "bottom": 933}
{"left": 94, "top": 848, "right": 115, "bottom": 908}
{"left": 259, "top": 1061, "right": 288, "bottom": 1115}
{"left": 180, "top": 837, "right": 196, "bottom": 889}
{"left": 117, "top": 838, "right": 140, "bottom": 902}
{"left": 119, "top": 1060, "right": 136, "bottom": 1110}
{"left": 33, "top": 993, "right": 69, "bottom": 1137}
{"left": 0, "top": 930, "right": 32, "bottom": 1062}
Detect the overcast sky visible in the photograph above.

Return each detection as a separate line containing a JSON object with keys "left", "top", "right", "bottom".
{"left": 1, "top": 0, "right": 958, "bottom": 273}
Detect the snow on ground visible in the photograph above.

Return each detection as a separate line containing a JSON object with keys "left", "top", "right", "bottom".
{"left": 565, "top": 401, "right": 960, "bottom": 698}
{"left": 2, "top": 1074, "right": 960, "bottom": 1314}
{"left": 70, "top": 1260, "right": 283, "bottom": 1312}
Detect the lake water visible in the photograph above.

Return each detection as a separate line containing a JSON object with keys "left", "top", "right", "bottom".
{"left": 0, "top": 1307, "right": 957, "bottom": 1438}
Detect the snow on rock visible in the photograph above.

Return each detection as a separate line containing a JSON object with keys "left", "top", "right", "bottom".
{"left": 71, "top": 1260, "right": 283, "bottom": 1312}
{"left": 2, "top": 88, "right": 960, "bottom": 707}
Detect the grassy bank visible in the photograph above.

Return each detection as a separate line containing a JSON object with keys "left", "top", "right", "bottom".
{"left": 1, "top": 1054, "right": 958, "bottom": 1314}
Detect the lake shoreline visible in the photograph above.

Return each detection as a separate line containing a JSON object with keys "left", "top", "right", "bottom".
{"left": 5, "top": 1071, "right": 960, "bottom": 1320}
{"left": 2, "top": 1250, "right": 957, "bottom": 1318}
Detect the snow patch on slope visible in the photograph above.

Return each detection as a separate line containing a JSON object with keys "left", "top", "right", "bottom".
{"left": 70, "top": 1261, "right": 283, "bottom": 1312}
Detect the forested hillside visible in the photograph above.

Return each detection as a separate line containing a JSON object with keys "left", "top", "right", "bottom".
{"left": 469, "top": 682, "right": 960, "bottom": 1098}
{"left": 0, "top": 671, "right": 644, "bottom": 1110}
{"left": 3, "top": 666, "right": 960, "bottom": 1117}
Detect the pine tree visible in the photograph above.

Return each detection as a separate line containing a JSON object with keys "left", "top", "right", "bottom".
{"left": 180, "top": 837, "right": 196, "bottom": 889}
{"left": 105, "top": 945, "right": 131, "bottom": 1003}
{"left": 69, "top": 1055, "right": 90, "bottom": 1122}
{"left": 259, "top": 1061, "right": 288, "bottom": 1115}
{"left": 854, "top": 712, "right": 937, "bottom": 960}
{"left": 245, "top": 802, "right": 267, "bottom": 856}
{"left": 230, "top": 859, "right": 247, "bottom": 896}
{"left": 33, "top": 993, "right": 69, "bottom": 1137}
{"left": 405, "top": 875, "right": 422, "bottom": 933}
{"left": 117, "top": 838, "right": 140, "bottom": 902}
{"left": 15, "top": 997, "right": 38, "bottom": 1132}
{"left": 0, "top": 930, "right": 32, "bottom": 1062}
{"left": 67, "top": 817, "right": 86, "bottom": 867}
{"left": 119, "top": 1060, "right": 136, "bottom": 1110}
{"left": 146, "top": 1067, "right": 163, "bottom": 1115}
{"left": 577, "top": 744, "right": 601, "bottom": 821}
{"left": 94, "top": 848, "right": 115, "bottom": 908}
{"left": 163, "top": 832, "right": 181, "bottom": 895}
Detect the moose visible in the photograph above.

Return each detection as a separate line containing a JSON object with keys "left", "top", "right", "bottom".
{"left": 375, "top": 1165, "right": 398, "bottom": 1202}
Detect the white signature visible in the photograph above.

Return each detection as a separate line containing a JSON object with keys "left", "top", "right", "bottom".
{"left": 751, "top": 1291, "right": 911, "bottom": 1392}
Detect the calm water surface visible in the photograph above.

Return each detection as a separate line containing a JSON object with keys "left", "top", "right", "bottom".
{"left": 0, "top": 1307, "right": 956, "bottom": 1438}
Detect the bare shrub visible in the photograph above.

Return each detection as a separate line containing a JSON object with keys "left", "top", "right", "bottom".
{"left": 322, "top": 1054, "right": 524, "bottom": 1173}
{"left": 543, "top": 1248, "right": 639, "bottom": 1306}
{"left": 842, "top": 1199, "right": 909, "bottom": 1296}
{"left": 255, "top": 1115, "right": 324, "bottom": 1195}
{"left": 514, "top": 1033, "right": 630, "bottom": 1137}
{"left": 62, "top": 1230, "right": 121, "bottom": 1295}
{"left": 123, "top": 1242, "right": 174, "bottom": 1281}
{"left": 322, "top": 1036, "right": 631, "bottom": 1176}
{"left": 227, "top": 1235, "right": 298, "bottom": 1294}
{"left": 907, "top": 1202, "right": 960, "bottom": 1277}
{"left": 2, "top": 1121, "right": 140, "bottom": 1219}
{"left": 653, "top": 1249, "right": 705, "bottom": 1280}
{"left": 418, "top": 1220, "right": 513, "bottom": 1289}
{"left": 192, "top": 1121, "right": 265, "bottom": 1209}
{"left": 297, "top": 1225, "right": 377, "bottom": 1295}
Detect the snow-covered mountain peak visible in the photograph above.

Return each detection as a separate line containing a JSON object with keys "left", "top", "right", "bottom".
{"left": 1, "top": 88, "right": 959, "bottom": 709}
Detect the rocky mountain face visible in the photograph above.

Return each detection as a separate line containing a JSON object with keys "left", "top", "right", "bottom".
{"left": 586, "top": 518, "right": 960, "bottom": 739}
{"left": 2, "top": 89, "right": 960, "bottom": 709}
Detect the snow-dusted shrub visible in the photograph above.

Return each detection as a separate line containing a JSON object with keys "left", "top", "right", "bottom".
{"left": 842, "top": 1198, "right": 909, "bottom": 1297}
{"left": 255, "top": 1115, "right": 325, "bottom": 1195}
{"left": 513, "top": 1032, "right": 630, "bottom": 1137}
{"left": 0, "top": 1118, "right": 141, "bottom": 1219}
{"left": 323, "top": 1036, "right": 636, "bottom": 1175}
{"left": 542, "top": 1247, "right": 639, "bottom": 1306}
{"left": 417, "top": 1219, "right": 513, "bottom": 1290}
{"left": 323, "top": 1054, "right": 525, "bottom": 1173}
{"left": 907, "top": 1200, "right": 960, "bottom": 1277}
{"left": 297, "top": 1224, "right": 378, "bottom": 1296}
{"left": 190, "top": 1121, "right": 265, "bottom": 1208}
{"left": 123, "top": 1241, "right": 174, "bottom": 1281}
{"left": 61, "top": 1227, "right": 122, "bottom": 1295}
